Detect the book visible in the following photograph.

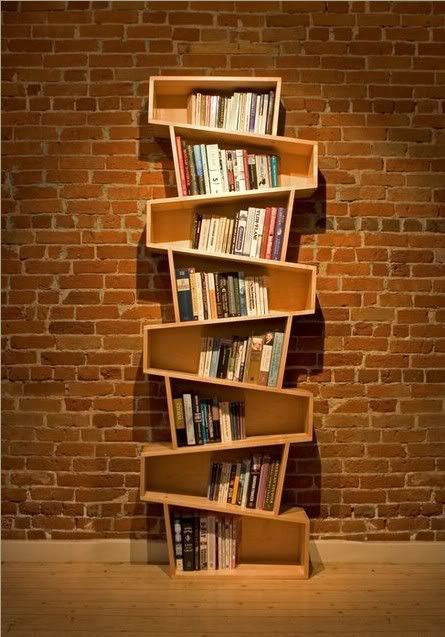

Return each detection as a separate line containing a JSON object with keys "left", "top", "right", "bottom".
{"left": 181, "top": 513, "right": 194, "bottom": 571}
{"left": 172, "top": 396, "right": 187, "bottom": 447}
{"left": 182, "top": 393, "right": 196, "bottom": 446}
{"left": 173, "top": 511, "right": 183, "bottom": 571}
{"left": 175, "top": 269, "right": 194, "bottom": 322}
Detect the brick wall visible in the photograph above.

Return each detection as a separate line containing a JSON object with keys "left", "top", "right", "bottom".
{"left": 2, "top": 1, "right": 444, "bottom": 542}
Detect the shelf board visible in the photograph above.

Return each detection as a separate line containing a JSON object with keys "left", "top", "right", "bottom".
{"left": 142, "top": 491, "right": 308, "bottom": 523}
{"left": 143, "top": 368, "right": 293, "bottom": 393}
{"left": 163, "top": 371, "right": 312, "bottom": 397}
{"left": 148, "top": 186, "right": 293, "bottom": 208}
{"left": 144, "top": 311, "right": 295, "bottom": 330}
{"left": 141, "top": 433, "right": 312, "bottom": 457}
{"left": 147, "top": 243, "right": 316, "bottom": 273}
{"left": 172, "top": 563, "right": 307, "bottom": 579}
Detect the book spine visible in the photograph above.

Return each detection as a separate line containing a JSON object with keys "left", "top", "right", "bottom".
{"left": 243, "top": 207, "right": 256, "bottom": 257}
{"left": 175, "top": 136, "right": 187, "bottom": 196}
{"left": 173, "top": 512, "right": 183, "bottom": 571}
{"left": 182, "top": 393, "right": 196, "bottom": 445}
{"left": 247, "top": 154, "right": 257, "bottom": 189}
{"left": 227, "top": 274, "right": 237, "bottom": 318}
{"left": 247, "top": 454, "right": 262, "bottom": 509}
{"left": 233, "top": 209, "right": 248, "bottom": 256}
{"left": 192, "top": 394, "right": 203, "bottom": 445}
{"left": 255, "top": 208, "right": 266, "bottom": 258}
{"left": 199, "top": 514, "right": 208, "bottom": 570}
{"left": 172, "top": 396, "right": 187, "bottom": 447}
{"left": 271, "top": 154, "right": 279, "bottom": 187}
{"left": 206, "top": 144, "right": 223, "bottom": 194}
{"left": 249, "top": 208, "right": 262, "bottom": 258}
{"left": 191, "top": 213, "right": 202, "bottom": 249}
{"left": 207, "top": 514, "right": 216, "bottom": 570}
{"left": 201, "top": 143, "right": 210, "bottom": 194}
{"left": 235, "top": 149, "right": 246, "bottom": 191}
{"left": 242, "top": 149, "right": 251, "bottom": 190}
{"left": 266, "top": 90, "right": 275, "bottom": 134}
{"left": 186, "top": 143, "right": 198, "bottom": 195}
{"left": 264, "top": 458, "right": 280, "bottom": 511}
{"left": 200, "top": 272, "right": 209, "bottom": 321}
{"left": 258, "top": 332, "right": 274, "bottom": 385}
{"left": 209, "top": 337, "right": 221, "bottom": 377}
{"left": 267, "top": 331, "right": 284, "bottom": 387}
{"left": 193, "top": 145, "right": 205, "bottom": 195}
{"left": 181, "top": 515, "right": 194, "bottom": 571}
{"left": 193, "top": 511, "right": 200, "bottom": 570}
{"left": 271, "top": 207, "right": 286, "bottom": 260}
{"left": 249, "top": 92, "right": 257, "bottom": 132}
{"left": 175, "top": 268, "right": 193, "bottom": 322}
{"left": 212, "top": 398, "right": 221, "bottom": 441}
{"left": 246, "top": 335, "right": 264, "bottom": 384}
{"left": 181, "top": 139, "right": 191, "bottom": 195}
{"left": 256, "top": 455, "right": 271, "bottom": 509}
{"left": 265, "top": 207, "right": 278, "bottom": 260}
{"left": 259, "top": 207, "right": 271, "bottom": 258}
{"left": 226, "top": 151, "right": 235, "bottom": 192}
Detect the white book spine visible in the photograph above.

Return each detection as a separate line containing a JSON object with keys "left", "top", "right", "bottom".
{"left": 241, "top": 460, "right": 251, "bottom": 508}
{"left": 207, "top": 515, "right": 216, "bottom": 570}
{"left": 249, "top": 207, "right": 262, "bottom": 258}
{"left": 195, "top": 93, "right": 201, "bottom": 125}
{"left": 203, "top": 272, "right": 211, "bottom": 320}
{"left": 255, "top": 208, "right": 266, "bottom": 258}
{"left": 262, "top": 279, "right": 269, "bottom": 314}
{"left": 215, "top": 217, "right": 224, "bottom": 253}
{"left": 198, "top": 214, "right": 211, "bottom": 251}
{"left": 234, "top": 209, "right": 248, "bottom": 256}
{"left": 220, "top": 149, "right": 229, "bottom": 192}
{"left": 243, "top": 207, "right": 256, "bottom": 256}
{"left": 225, "top": 217, "right": 234, "bottom": 254}
{"left": 255, "top": 276, "right": 263, "bottom": 315}
{"left": 206, "top": 144, "right": 223, "bottom": 194}
{"left": 235, "top": 149, "right": 246, "bottom": 191}
{"left": 207, "top": 272, "right": 216, "bottom": 319}
{"left": 191, "top": 272, "right": 204, "bottom": 320}
{"left": 183, "top": 393, "right": 196, "bottom": 445}
{"left": 207, "top": 216, "right": 218, "bottom": 253}
{"left": 244, "top": 93, "right": 251, "bottom": 132}
{"left": 204, "top": 336, "right": 213, "bottom": 377}
{"left": 198, "top": 336, "right": 207, "bottom": 376}
{"left": 254, "top": 93, "right": 261, "bottom": 134}
{"left": 262, "top": 94, "right": 269, "bottom": 134}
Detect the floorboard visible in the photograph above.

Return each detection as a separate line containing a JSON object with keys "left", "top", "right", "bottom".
{"left": 2, "top": 563, "right": 444, "bottom": 636}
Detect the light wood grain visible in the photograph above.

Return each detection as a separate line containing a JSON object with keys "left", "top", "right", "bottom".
{"left": 2, "top": 563, "right": 444, "bottom": 636}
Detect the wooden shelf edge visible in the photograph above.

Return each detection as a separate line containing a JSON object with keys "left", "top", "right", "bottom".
{"left": 149, "top": 120, "right": 317, "bottom": 148}
{"left": 171, "top": 563, "right": 307, "bottom": 579}
{"left": 147, "top": 187, "right": 293, "bottom": 207}
{"left": 142, "top": 491, "right": 308, "bottom": 524}
{"left": 142, "top": 309, "right": 314, "bottom": 331}
{"left": 141, "top": 433, "right": 312, "bottom": 457}
{"left": 146, "top": 242, "right": 317, "bottom": 272}
{"left": 143, "top": 368, "right": 303, "bottom": 394}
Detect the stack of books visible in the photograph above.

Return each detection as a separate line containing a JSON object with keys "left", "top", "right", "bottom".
{"left": 174, "top": 509, "right": 240, "bottom": 571}
{"left": 188, "top": 90, "right": 275, "bottom": 135}
{"left": 173, "top": 393, "right": 245, "bottom": 446}
{"left": 208, "top": 453, "right": 281, "bottom": 511}
{"left": 192, "top": 206, "right": 287, "bottom": 260}
{"left": 176, "top": 269, "right": 269, "bottom": 322}
{"left": 176, "top": 136, "right": 279, "bottom": 196}
{"left": 198, "top": 331, "right": 284, "bottom": 387}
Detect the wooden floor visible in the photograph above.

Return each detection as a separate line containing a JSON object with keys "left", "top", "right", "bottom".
{"left": 2, "top": 562, "right": 444, "bottom": 636}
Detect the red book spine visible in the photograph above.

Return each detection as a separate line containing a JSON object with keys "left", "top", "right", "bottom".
{"left": 242, "top": 149, "right": 251, "bottom": 190}
{"left": 227, "top": 151, "right": 235, "bottom": 192}
{"left": 265, "top": 206, "right": 278, "bottom": 260}
{"left": 181, "top": 139, "right": 191, "bottom": 195}
{"left": 259, "top": 206, "right": 272, "bottom": 259}
{"left": 175, "top": 136, "right": 187, "bottom": 196}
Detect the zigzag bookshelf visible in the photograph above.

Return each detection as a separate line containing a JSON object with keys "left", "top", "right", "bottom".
{"left": 141, "top": 76, "right": 318, "bottom": 578}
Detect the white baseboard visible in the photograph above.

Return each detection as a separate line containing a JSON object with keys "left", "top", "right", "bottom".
{"left": 2, "top": 538, "right": 444, "bottom": 564}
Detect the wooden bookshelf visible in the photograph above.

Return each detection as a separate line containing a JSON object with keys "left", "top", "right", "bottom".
{"left": 163, "top": 504, "right": 309, "bottom": 579}
{"left": 167, "top": 124, "right": 317, "bottom": 195}
{"left": 141, "top": 76, "right": 318, "bottom": 579}
{"left": 149, "top": 75, "right": 281, "bottom": 133}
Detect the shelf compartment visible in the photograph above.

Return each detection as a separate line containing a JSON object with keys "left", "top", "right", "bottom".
{"left": 161, "top": 375, "right": 312, "bottom": 449}
{"left": 143, "top": 315, "right": 292, "bottom": 389}
{"left": 140, "top": 442, "right": 289, "bottom": 518}
{"left": 148, "top": 75, "right": 281, "bottom": 135}
{"left": 167, "top": 124, "right": 317, "bottom": 196}
{"left": 146, "top": 188, "right": 295, "bottom": 261}
{"left": 164, "top": 503, "right": 309, "bottom": 579}
{"left": 168, "top": 250, "right": 316, "bottom": 323}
